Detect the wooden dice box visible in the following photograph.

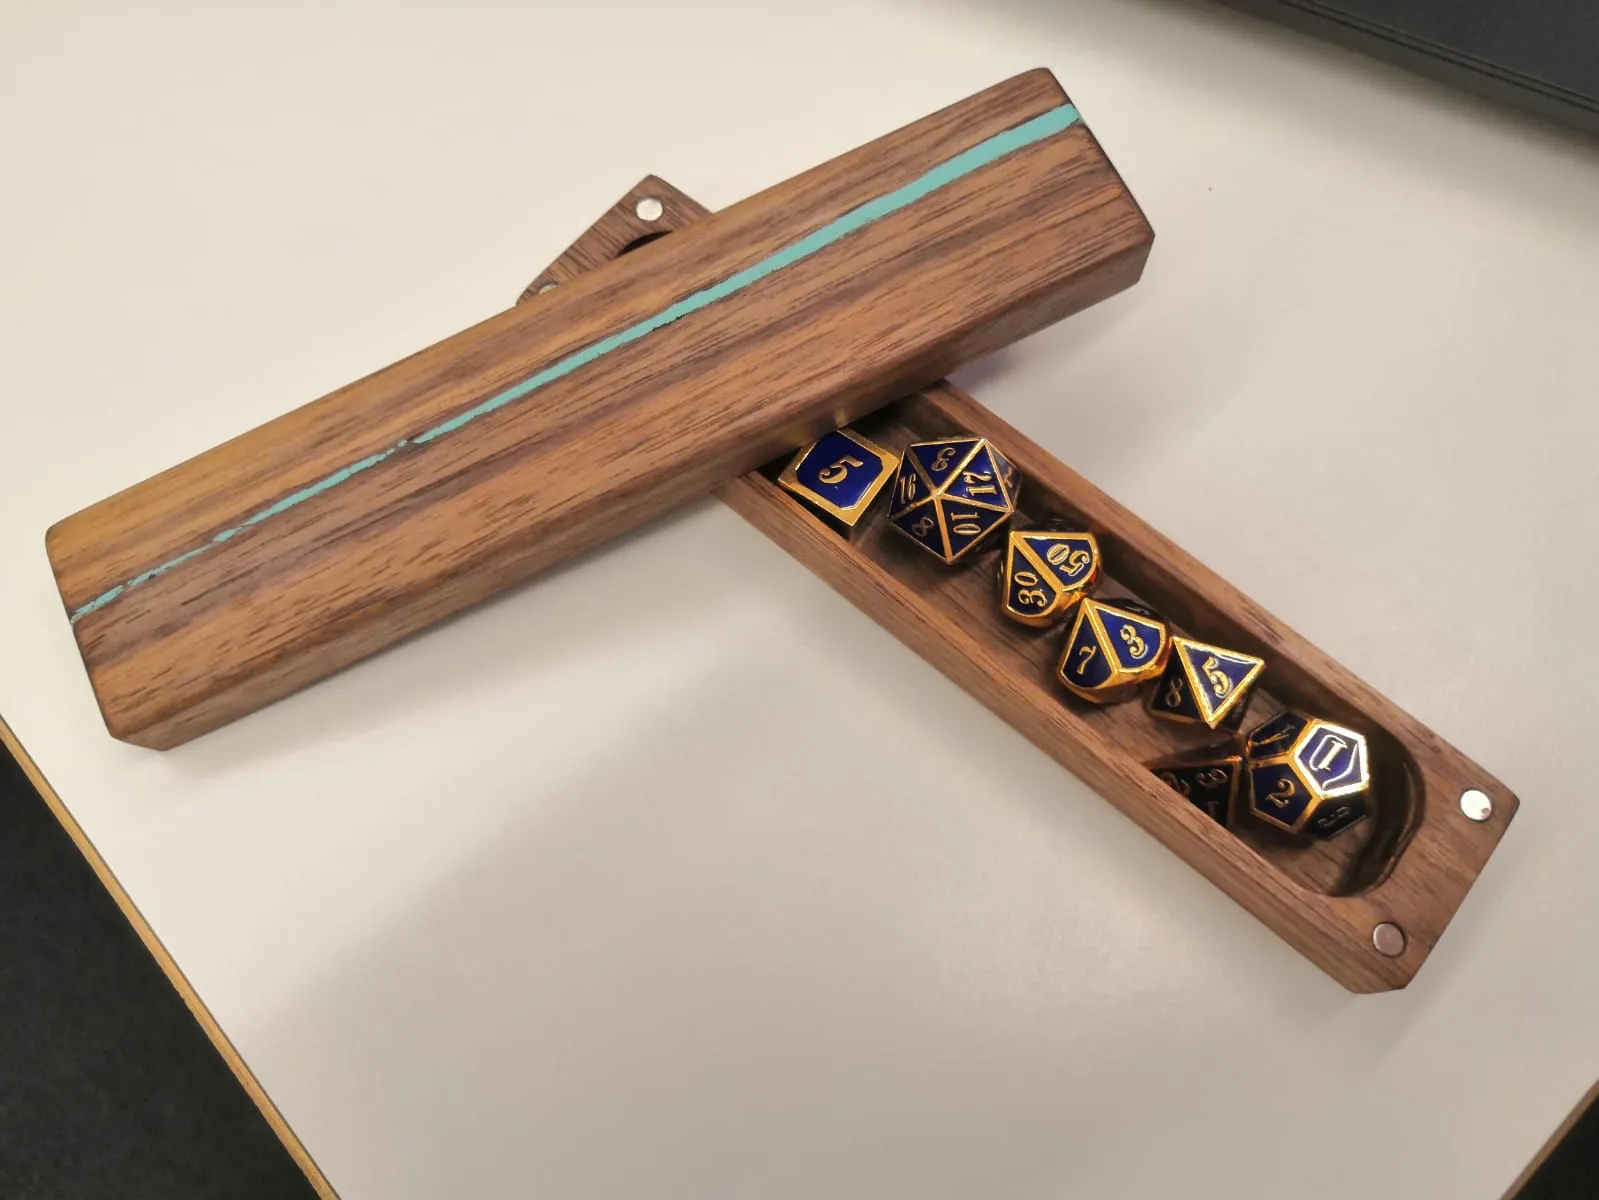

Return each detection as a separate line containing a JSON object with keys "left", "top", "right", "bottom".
{"left": 532, "top": 177, "right": 1519, "bottom": 994}
{"left": 42, "top": 67, "right": 1516, "bottom": 992}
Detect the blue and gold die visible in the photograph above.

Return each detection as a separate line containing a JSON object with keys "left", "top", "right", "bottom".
{"left": 998, "top": 530, "right": 1101, "bottom": 627}
{"left": 888, "top": 436, "right": 1018, "bottom": 564}
{"left": 777, "top": 428, "right": 898, "bottom": 529}
{"left": 1146, "top": 637, "right": 1265, "bottom": 730}
{"left": 1245, "top": 711, "right": 1372, "bottom": 840}
{"left": 1149, "top": 747, "right": 1244, "bottom": 827}
{"left": 1056, "top": 596, "right": 1170, "bottom": 703}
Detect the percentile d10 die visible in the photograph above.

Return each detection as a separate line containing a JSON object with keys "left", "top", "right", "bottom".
{"left": 998, "top": 529, "right": 1101, "bottom": 627}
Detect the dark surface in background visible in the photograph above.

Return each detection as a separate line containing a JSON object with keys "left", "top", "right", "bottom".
{"left": 1518, "top": 1087, "right": 1599, "bottom": 1200}
{"left": 0, "top": 740, "right": 320, "bottom": 1199}
{"left": 1216, "top": 0, "right": 1599, "bottom": 134}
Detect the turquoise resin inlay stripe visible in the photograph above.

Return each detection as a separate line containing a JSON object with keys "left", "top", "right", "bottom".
{"left": 70, "top": 102, "right": 1081, "bottom": 624}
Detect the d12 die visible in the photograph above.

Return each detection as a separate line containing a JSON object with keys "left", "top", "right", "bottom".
{"left": 888, "top": 435, "right": 1018, "bottom": 564}
{"left": 1149, "top": 747, "right": 1244, "bottom": 827}
{"left": 998, "top": 529, "right": 1101, "bottom": 627}
{"left": 777, "top": 427, "right": 898, "bottom": 528}
{"left": 1056, "top": 596, "right": 1171, "bottom": 703}
{"left": 1245, "top": 711, "right": 1372, "bottom": 839}
{"left": 1146, "top": 636, "right": 1265, "bottom": 729}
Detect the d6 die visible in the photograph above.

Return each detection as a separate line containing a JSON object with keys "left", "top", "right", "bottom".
{"left": 1146, "top": 636, "right": 1265, "bottom": 730}
{"left": 888, "top": 435, "right": 1018, "bottom": 564}
{"left": 998, "top": 529, "right": 1101, "bottom": 627}
{"left": 1245, "top": 711, "right": 1372, "bottom": 840}
{"left": 1149, "top": 746, "right": 1244, "bottom": 827}
{"left": 1056, "top": 596, "right": 1170, "bottom": 703}
{"left": 777, "top": 427, "right": 898, "bottom": 528}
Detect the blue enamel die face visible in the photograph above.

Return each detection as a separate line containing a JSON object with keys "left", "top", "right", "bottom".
{"left": 1060, "top": 609, "right": 1115, "bottom": 690}
{"left": 1023, "top": 532, "right": 1098, "bottom": 588}
{"left": 907, "top": 438, "right": 980, "bottom": 491}
{"left": 777, "top": 427, "right": 897, "bottom": 527}
{"left": 1096, "top": 604, "right": 1166, "bottom": 672}
{"left": 943, "top": 442, "right": 1010, "bottom": 506}
{"left": 1304, "top": 794, "right": 1368, "bottom": 840}
{"left": 888, "top": 436, "right": 1018, "bottom": 565}
{"left": 1147, "top": 637, "right": 1264, "bottom": 729}
{"left": 998, "top": 530, "right": 1102, "bottom": 627}
{"left": 1292, "top": 722, "right": 1369, "bottom": 798}
{"left": 1248, "top": 759, "right": 1314, "bottom": 831}
{"left": 1056, "top": 596, "right": 1170, "bottom": 703}
{"left": 890, "top": 502, "right": 950, "bottom": 558}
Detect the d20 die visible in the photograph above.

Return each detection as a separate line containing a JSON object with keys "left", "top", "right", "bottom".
{"left": 998, "top": 529, "right": 1101, "bottom": 627}
{"left": 1149, "top": 747, "right": 1244, "bottom": 827}
{"left": 1245, "top": 713, "right": 1372, "bottom": 840}
{"left": 1146, "top": 637, "right": 1265, "bottom": 729}
{"left": 888, "top": 435, "right": 1018, "bottom": 564}
{"left": 777, "top": 427, "right": 897, "bottom": 528}
{"left": 1056, "top": 595, "right": 1171, "bottom": 703}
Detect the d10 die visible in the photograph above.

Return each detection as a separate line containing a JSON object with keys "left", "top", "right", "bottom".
{"left": 888, "top": 435, "right": 1018, "bottom": 564}
{"left": 777, "top": 427, "right": 898, "bottom": 528}
{"left": 1056, "top": 596, "right": 1171, "bottom": 703}
{"left": 1245, "top": 711, "right": 1372, "bottom": 839}
{"left": 1146, "top": 636, "right": 1265, "bottom": 729}
{"left": 1149, "top": 747, "right": 1244, "bottom": 827}
{"left": 998, "top": 529, "right": 1101, "bottom": 627}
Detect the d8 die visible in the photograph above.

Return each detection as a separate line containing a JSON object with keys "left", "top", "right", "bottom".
{"left": 777, "top": 427, "right": 898, "bottom": 528}
{"left": 1056, "top": 596, "right": 1170, "bottom": 703}
{"left": 1149, "top": 746, "right": 1244, "bottom": 827}
{"left": 888, "top": 435, "right": 1018, "bottom": 564}
{"left": 998, "top": 529, "right": 1101, "bottom": 627}
{"left": 1146, "top": 636, "right": 1265, "bottom": 730}
{"left": 1245, "top": 711, "right": 1372, "bottom": 840}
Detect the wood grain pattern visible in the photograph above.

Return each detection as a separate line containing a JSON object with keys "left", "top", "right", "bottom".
{"left": 0, "top": 718, "right": 339, "bottom": 1198}
{"left": 48, "top": 69, "right": 1152, "bottom": 749}
{"left": 535, "top": 178, "right": 1517, "bottom": 993}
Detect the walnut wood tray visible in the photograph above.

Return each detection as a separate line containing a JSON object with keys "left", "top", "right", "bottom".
{"left": 529, "top": 175, "right": 1518, "bottom": 993}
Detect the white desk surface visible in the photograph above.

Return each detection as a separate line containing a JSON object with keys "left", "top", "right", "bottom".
{"left": 3, "top": 2, "right": 1597, "bottom": 1196}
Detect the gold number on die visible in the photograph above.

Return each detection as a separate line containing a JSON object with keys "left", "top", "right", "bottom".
{"left": 816, "top": 455, "right": 864, "bottom": 485}
{"left": 1119, "top": 624, "right": 1148, "bottom": 660}
{"left": 1201, "top": 655, "right": 1233, "bottom": 699}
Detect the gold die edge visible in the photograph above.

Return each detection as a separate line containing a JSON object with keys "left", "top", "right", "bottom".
{"left": 1019, "top": 530, "right": 1100, "bottom": 594}
{"left": 1144, "top": 665, "right": 1197, "bottom": 724}
{"left": 891, "top": 436, "right": 1022, "bottom": 564}
{"left": 1244, "top": 752, "right": 1317, "bottom": 834}
{"left": 1055, "top": 603, "right": 1106, "bottom": 698}
{"left": 1286, "top": 718, "right": 1372, "bottom": 801}
{"left": 1146, "top": 753, "right": 1244, "bottom": 826}
{"left": 1244, "top": 709, "right": 1310, "bottom": 760}
{"left": 777, "top": 429, "right": 899, "bottom": 527}
{"left": 1000, "top": 534, "right": 1062, "bottom": 627}
{"left": 937, "top": 496, "right": 1008, "bottom": 565}
{"left": 1096, "top": 598, "right": 1170, "bottom": 688}
{"left": 1165, "top": 637, "right": 1266, "bottom": 729}
{"left": 901, "top": 436, "right": 981, "bottom": 494}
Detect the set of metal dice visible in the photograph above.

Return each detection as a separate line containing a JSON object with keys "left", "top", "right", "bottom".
{"left": 778, "top": 428, "right": 1373, "bottom": 841}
